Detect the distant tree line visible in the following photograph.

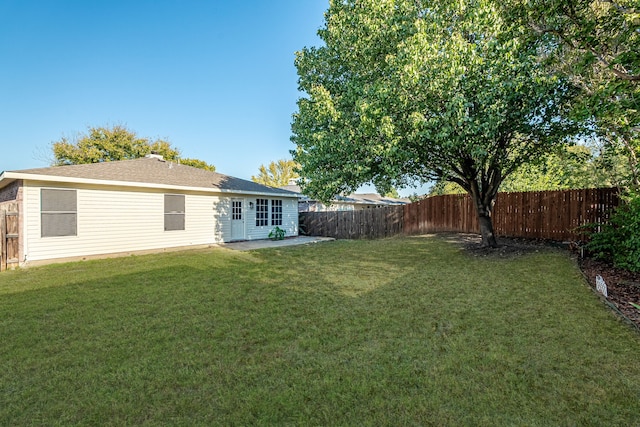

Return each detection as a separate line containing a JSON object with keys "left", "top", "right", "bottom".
{"left": 51, "top": 125, "right": 215, "bottom": 171}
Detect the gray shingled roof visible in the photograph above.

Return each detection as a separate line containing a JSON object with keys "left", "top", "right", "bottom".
{"left": 346, "top": 193, "right": 410, "bottom": 205}
{"left": 5, "top": 157, "right": 297, "bottom": 196}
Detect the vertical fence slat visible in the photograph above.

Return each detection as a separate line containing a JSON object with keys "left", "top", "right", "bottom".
{"left": 0, "top": 212, "right": 6, "bottom": 272}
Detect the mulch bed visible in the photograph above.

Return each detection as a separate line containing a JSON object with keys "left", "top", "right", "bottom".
{"left": 578, "top": 256, "right": 640, "bottom": 331}
{"left": 446, "top": 233, "right": 640, "bottom": 332}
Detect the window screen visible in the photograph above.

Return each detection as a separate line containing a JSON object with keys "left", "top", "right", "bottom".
{"left": 41, "top": 189, "right": 77, "bottom": 237}
{"left": 271, "top": 199, "right": 283, "bottom": 226}
{"left": 256, "top": 198, "right": 268, "bottom": 226}
{"left": 164, "top": 194, "right": 185, "bottom": 231}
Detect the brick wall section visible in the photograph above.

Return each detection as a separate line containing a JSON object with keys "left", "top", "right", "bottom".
{"left": 0, "top": 180, "right": 21, "bottom": 203}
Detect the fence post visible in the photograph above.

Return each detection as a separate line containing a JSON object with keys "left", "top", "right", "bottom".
{"left": 1, "top": 212, "right": 6, "bottom": 272}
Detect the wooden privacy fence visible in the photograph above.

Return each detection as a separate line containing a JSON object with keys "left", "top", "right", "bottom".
{"left": 403, "top": 193, "right": 478, "bottom": 235}
{"left": 300, "top": 187, "right": 620, "bottom": 242}
{"left": 0, "top": 203, "right": 19, "bottom": 271}
{"left": 491, "top": 188, "right": 619, "bottom": 241}
{"left": 300, "top": 205, "right": 404, "bottom": 240}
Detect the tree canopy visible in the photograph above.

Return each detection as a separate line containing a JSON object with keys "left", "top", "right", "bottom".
{"left": 430, "top": 144, "right": 630, "bottom": 194}
{"left": 251, "top": 159, "right": 299, "bottom": 187}
{"left": 292, "top": 0, "right": 576, "bottom": 246}
{"left": 51, "top": 125, "right": 215, "bottom": 171}
{"left": 501, "top": 0, "right": 639, "bottom": 188}
{"left": 177, "top": 158, "right": 216, "bottom": 172}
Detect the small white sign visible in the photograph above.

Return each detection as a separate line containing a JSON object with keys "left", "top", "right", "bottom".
{"left": 596, "top": 275, "right": 608, "bottom": 298}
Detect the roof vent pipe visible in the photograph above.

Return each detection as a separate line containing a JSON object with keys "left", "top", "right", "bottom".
{"left": 145, "top": 152, "right": 164, "bottom": 160}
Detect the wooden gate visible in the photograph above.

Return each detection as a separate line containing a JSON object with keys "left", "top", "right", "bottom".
{"left": 1, "top": 207, "right": 19, "bottom": 271}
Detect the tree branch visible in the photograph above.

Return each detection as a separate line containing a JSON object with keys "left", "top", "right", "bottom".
{"left": 528, "top": 7, "right": 639, "bottom": 82}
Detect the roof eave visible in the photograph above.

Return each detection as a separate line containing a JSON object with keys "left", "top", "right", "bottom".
{"left": 4, "top": 172, "right": 298, "bottom": 198}
{"left": 218, "top": 188, "right": 299, "bottom": 197}
{"left": 0, "top": 171, "right": 16, "bottom": 190}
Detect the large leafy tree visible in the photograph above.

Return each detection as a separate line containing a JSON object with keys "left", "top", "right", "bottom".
{"left": 292, "top": 0, "right": 576, "bottom": 247}
{"left": 177, "top": 158, "right": 216, "bottom": 172}
{"left": 431, "top": 145, "right": 629, "bottom": 194}
{"left": 52, "top": 125, "right": 215, "bottom": 171}
{"left": 251, "top": 159, "right": 300, "bottom": 187}
{"left": 501, "top": 0, "right": 639, "bottom": 188}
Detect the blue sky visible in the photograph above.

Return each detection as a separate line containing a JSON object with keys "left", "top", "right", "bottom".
{"left": 0, "top": 1, "right": 427, "bottom": 196}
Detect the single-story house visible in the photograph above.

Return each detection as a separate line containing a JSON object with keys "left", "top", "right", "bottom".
{"left": 0, "top": 154, "right": 299, "bottom": 266}
{"left": 279, "top": 183, "right": 410, "bottom": 212}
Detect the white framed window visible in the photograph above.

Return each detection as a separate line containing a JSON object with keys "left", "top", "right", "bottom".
{"left": 41, "top": 189, "right": 77, "bottom": 237}
{"left": 232, "top": 200, "right": 243, "bottom": 220}
{"left": 271, "top": 199, "right": 282, "bottom": 226}
{"left": 256, "top": 198, "right": 268, "bottom": 226}
{"left": 164, "top": 194, "right": 185, "bottom": 231}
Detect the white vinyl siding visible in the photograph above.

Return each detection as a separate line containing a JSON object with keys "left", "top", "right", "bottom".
{"left": 21, "top": 181, "right": 299, "bottom": 263}
{"left": 213, "top": 198, "right": 231, "bottom": 241}
{"left": 24, "top": 183, "right": 223, "bottom": 262}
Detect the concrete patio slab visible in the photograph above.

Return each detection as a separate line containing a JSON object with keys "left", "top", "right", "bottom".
{"left": 220, "top": 236, "right": 335, "bottom": 251}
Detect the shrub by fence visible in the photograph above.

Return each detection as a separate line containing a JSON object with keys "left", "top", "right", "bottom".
{"left": 299, "top": 187, "right": 619, "bottom": 242}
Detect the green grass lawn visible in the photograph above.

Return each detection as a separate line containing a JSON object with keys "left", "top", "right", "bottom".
{"left": 1, "top": 236, "right": 639, "bottom": 426}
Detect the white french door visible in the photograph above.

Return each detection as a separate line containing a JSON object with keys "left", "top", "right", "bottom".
{"left": 230, "top": 199, "right": 245, "bottom": 240}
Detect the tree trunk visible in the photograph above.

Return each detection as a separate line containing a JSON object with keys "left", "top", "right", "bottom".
{"left": 469, "top": 190, "right": 499, "bottom": 248}
{"left": 477, "top": 211, "right": 498, "bottom": 248}
{"left": 460, "top": 172, "right": 500, "bottom": 248}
